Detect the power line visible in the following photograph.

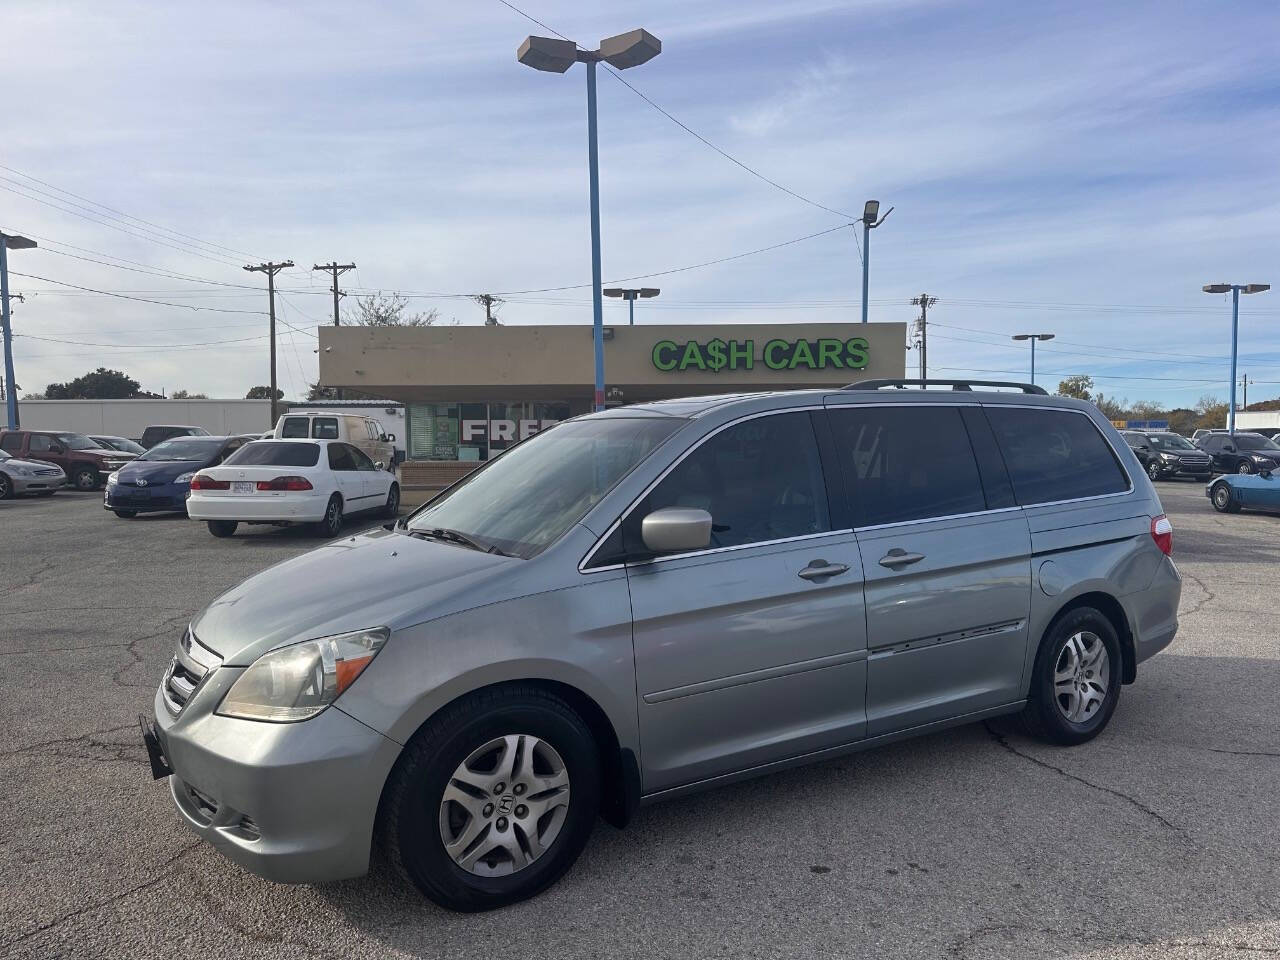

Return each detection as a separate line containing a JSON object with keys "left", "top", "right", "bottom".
{"left": 6, "top": 271, "right": 266, "bottom": 314}
{"left": 17, "top": 332, "right": 268, "bottom": 348}
{"left": 494, "top": 0, "right": 856, "bottom": 221}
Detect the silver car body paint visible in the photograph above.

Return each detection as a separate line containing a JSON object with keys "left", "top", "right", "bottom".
{"left": 153, "top": 388, "right": 1180, "bottom": 883}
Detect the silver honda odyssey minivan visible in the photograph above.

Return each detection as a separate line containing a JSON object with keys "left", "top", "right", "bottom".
{"left": 143, "top": 380, "right": 1180, "bottom": 911}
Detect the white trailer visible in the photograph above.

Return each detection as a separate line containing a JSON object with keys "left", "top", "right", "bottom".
{"left": 13, "top": 399, "right": 272, "bottom": 441}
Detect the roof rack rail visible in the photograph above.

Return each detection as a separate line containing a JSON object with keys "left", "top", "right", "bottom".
{"left": 843, "top": 378, "right": 1048, "bottom": 395}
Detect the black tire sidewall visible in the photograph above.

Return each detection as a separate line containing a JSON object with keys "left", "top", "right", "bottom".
{"left": 114, "top": 510, "right": 138, "bottom": 519}
{"left": 1026, "top": 606, "right": 1122, "bottom": 745}
{"left": 386, "top": 484, "right": 400, "bottom": 517}
{"left": 207, "top": 520, "right": 237, "bottom": 537}
{"left": 0, "top": 473, "right": 11, "bottom": 499}
{"left": 389, "top": 695, "right": 601, "bottom": 912}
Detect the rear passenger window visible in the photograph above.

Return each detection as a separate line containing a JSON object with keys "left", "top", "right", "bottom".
{"left": 280, "top": 417, "right": 310, "bottom": 439}
{"left": 829, "top": 406, "right": 987, "bottom": 527}
{"left": 312, "top": 418, "right": 339, "bottom": 440}
{"left": 631, "top": 411, "right": 830, "bottom": 552}
{"left": 985, "top": 407, "right": 1129, "bottom": 505}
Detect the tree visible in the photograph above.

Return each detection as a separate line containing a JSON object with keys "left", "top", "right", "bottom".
{"left": 1128, "top": 400, "right": 1164, "bottom": 421}
{"left": 305, "top": 381, "right": 341, "bottom": 402}
{"left": 245, "top": 386, "right": 284, "bottom": 400}
{"left": 21, "top": 391, "right": 44, "bottom": 400}
{"left": 1194, "top": 394, "right": 1228, "bottom": 431}
{"left": 171, "top": 389, "right": 209, "bottom": 399}
{"left": 1166, "top": 408, "right": 1197, "bottom": 435}
{"left": 1091, "top": 393, "right": 1129, "bottom": 421}
{"left": 1056, "top": 374, "right": 1094, "bottom": 401}
{"left": 347, "top": 291, "right": 439, "bottom": 327}
{"left": 45, "top": 367, "right": 140, "bottom": 399}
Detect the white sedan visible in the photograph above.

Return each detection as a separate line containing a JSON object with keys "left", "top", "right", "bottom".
{"left": 186, "top": 438, "right": 399, "bottom": 538}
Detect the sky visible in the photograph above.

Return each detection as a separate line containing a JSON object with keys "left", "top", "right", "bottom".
{"left": 1, "top": 0, "right": 1277, "bottom": 409}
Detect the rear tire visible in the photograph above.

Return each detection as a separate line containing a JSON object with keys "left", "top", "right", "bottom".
{"left": 113, "top": 509, "right": 138, "bottom": 519}
{"left": 378, "top": 685, "right": 601, "bottom": 912}
{"left": 1021, "top": 606, "right": 1121, "bottom": 746}
{"left": 384, "top": 483, "right": 401, "bottom": 519}
{"left": 207, "top": 519, "right": 238, "bottom": 538}
{"left": 1210, "top": 482, "right": 1240, "bottom": 513}
{"left": 315, "top": 494, "right": 343, "bottom": 537}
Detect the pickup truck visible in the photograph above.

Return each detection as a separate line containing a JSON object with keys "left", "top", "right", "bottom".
{"left": 0, "top": 429, "right": 137, "bottom": 491}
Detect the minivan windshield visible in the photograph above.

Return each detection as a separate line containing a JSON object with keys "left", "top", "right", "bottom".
{"left": 224, "top": 441, "right": 321, "bottom": 467}
{"left": 1149, "top": 434, "right": 1196, "bottom": 451}
{"left": 140, "top": 438, "right": 225, "bottom": 462}
{"left": 406, "top": 417, "right": 684, "bottom": 559}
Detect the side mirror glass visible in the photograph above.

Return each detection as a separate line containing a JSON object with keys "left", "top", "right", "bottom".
{"left": 375, "top": 460, "right": 386, "bottom": 471}
{"left": 1224, "top": 444, "right": 1236, "bottom": 453}
{"left": 385, "top": 433, "right": 396, "bottom": 443}
{"left": 641, "top": 507, "right": 712, "bottom": 554}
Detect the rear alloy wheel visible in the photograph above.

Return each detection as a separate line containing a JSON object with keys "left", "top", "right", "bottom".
{"left": 1237, "top": 461, "right": 1254, "bottom": 475}
{"left": 72, "top": 467, "right": 98, "bottom": 491}
{"left": 1211, "top": 483, "right": 1239, "bottom": 514}
{"left": 0, "top": 473, "right": 12, "bottom": 500}
{"left": 113, "top": 509, "right": 138, "bottom": 519}
{"left": 1146, "top": 461, "right": 1162, "bottom": 481}
{"left": 207, "top": 519, "right": 239, "bottom": 538}
{"left": 1021, "top": 606, "right": 1121, "bottom": 745}
{"left": 316, "top": 495, "right": 343, "bottom": 537}
{"left": 384, "top": 483, "right": 401, "bottom": 519}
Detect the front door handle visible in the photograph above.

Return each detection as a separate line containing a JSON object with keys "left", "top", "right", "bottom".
{"left": 879, "top": 548, "right": 925, "bottom": 569}
{"left": 798, "top": 560, "right": 850, "bottom": 581}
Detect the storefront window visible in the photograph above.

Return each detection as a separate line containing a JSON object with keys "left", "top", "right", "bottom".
{"left": 407, "top": 401, "right": 572, "bottom": 461}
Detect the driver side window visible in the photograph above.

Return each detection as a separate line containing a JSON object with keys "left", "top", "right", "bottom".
{"left": 626, "top": 411, "right": 830, "bottom": 554}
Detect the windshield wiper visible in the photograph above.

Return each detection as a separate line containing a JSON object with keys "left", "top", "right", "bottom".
{"left": 407, "top": 527, "right": 509, "bottom": 556}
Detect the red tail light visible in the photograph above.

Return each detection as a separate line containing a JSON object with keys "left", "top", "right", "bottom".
{"left": 255, "top": 476, "right": 313, "bottom": 491}
{"left": 190, "top": 474, "right": 229, "bottom": 490}
{"left": 1150, "top": 514, "right": 1173, "bottom": 556}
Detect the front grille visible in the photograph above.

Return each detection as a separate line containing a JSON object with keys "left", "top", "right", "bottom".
{"left": 161, "top": 627, "right": 222, "bottom": 714}
{"left": 34, "top": 468, "right": 62, "bottom": 476}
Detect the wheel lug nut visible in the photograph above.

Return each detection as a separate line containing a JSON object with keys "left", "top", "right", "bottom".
{"left": 496, "top": 817, "right": 508, "bottom": 831}
{"left": 494, "top": 782, "right": 505, "bottom": 794}
{"left": 482, "top": 803, "right": 494, "bottom": 817}
{"left": 513, "top": 783, "right": 525, "bottom": 795}
{"left": 515, "top": 804, "right": 528, "bottom": 818}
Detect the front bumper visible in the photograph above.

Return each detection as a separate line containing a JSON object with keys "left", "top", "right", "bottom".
{"left": 151, "top": 672, "right": 402, "bottom": 883}
{"left": 11, "top": 471, "right": 65, "bottom": 493}
{"left": 105, "top": 481, "right": 189, "bottom": 513}
{"left": 186, "top": 493, "right": 327, "bottom": 523}
{"left": 1151, "top": 459, "right": 1212, "bottom": 479}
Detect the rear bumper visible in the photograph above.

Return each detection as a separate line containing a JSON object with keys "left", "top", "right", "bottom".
{"left": 153, "top": 680, "right": 401, "bottom": 883}
{"left": 186, "top": 493, "right": 327, "bottom": 523}
{"left": 1131, "top": 555, "right": 1182, "bottom": 666}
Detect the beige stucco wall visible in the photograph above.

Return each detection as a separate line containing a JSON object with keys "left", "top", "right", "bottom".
{"left": 319, "top": 322, "right": 907, "bottom": 404}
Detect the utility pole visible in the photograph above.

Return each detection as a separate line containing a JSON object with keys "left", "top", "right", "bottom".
{"left": 910, "top": 294, "right": 937, "bottom": 386}
{"left": 472, "top": 294, "right": 504, "bottom": 326}
{"left": 312, "top": 262, "right": 355, "bottom": 326}
{"left": 244, "top": 260, "right": 294, "bottom": 428}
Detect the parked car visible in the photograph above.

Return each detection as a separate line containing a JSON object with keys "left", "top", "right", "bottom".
{"left": 91, "top": 435, "right": 146, "bottom": 455}
{"left": 1191, "top": 428, "right": 1229, "bottom": 443}
{"left": 143, "top": 381, "right": 1180, "bottom": 912}
{"left": 104, "top": 434, "right": 255, "bottom": 518}
{"left": 1207, "top": 470, "right": 1280, "bottom": 514}
{"left": 1120, "top": 430, "right": 1212, "bottom": 481}
{"left": 185, "top": 438, "right": 399, "bottom": 537}
{"left": 0, "top": 429, "right": 135, "bottom": 490}
{"left": 274, "top": 411, "right": 395, "bottom": 470}
{"left": 0, "top": 448, "right": 65, "bottom": 499}
{"left": 1195, "top": 431, "right": 1280, "bottom": 474}
{"left": 140, "top": 424, "right": 210, "bottom": 449}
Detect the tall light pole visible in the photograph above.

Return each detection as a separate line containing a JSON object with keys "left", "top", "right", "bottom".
{"left": 1203, "top": 283, "right": 1269, "bottom": 434}
{"left": 1012, "top": 333, "right": 1055, "bottom": 385}
{"left": 859, "top": 200, "right": 893, "bottom": 324}
{"left": 518, "top": 29, "right": 662, "bottom": 411}
{"left": 604, "top": 287, "right": 660, "bottom": 325}
{"left": 0, "top": 231, "right": 36, "bottom": 430}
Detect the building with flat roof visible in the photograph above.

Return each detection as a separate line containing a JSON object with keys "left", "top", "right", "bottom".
{"left": 318, "top": 322, "right": 906, "bottom": 463}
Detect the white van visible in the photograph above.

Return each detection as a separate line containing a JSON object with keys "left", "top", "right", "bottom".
{"left": 273, "top": 412, "right": 395, "bottom": 471}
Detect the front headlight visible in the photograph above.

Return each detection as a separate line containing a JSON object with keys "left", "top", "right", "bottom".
{"left": 174, "top": 471, "right": 195, "bottom": 484}
{"left": 106, "top": 472, "right": 119, "bottom": 485}
{"left": 1160, "top": 453, "right": 1179, "bottom": 461}
{"left": 217, "top": 626, "right": 389, "bottom": 723}
{"left": 1252, "top": 455, "right": 1273, "bottom": 463}
{"left": 8, "top": 464, "right": 32, "bottom": 476}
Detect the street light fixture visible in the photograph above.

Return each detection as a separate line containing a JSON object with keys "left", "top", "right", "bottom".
{"left": 859, "top": 200, "right": 893, "bottom": 324}
{"left": 1011, "top": 333, "right": 1055, "bottom": 385}
{"left": 519, "top": 28, "right": 662, "bottom": 411}
{"left": 1, "top": 231, "right": 37, "bottom": 429}
{"left": 1202, "top": 282, "right": 1270, "bottom": 433}
{"left": 603, "top": 287, "right": 660, "bottom": 325}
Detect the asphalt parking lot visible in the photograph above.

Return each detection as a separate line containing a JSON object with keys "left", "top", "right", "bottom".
{"left": 2, "top": 482, "right": 1278, "bottom": 959}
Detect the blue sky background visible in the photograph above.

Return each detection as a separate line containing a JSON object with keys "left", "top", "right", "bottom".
{"left": 2, "top": 0, "right": 1277, "bottom": 407}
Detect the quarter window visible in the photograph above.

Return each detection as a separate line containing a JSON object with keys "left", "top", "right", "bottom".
{"left": 631, "top": 412, "right": 830, "bottom": 552}
{"left": 327, "top": 444, "right": 357, "bottom": 471}
{"left": 829, "top": 406, "right": 987, "bottom": 527}
{"left": 985, "top": 407, "right": 1129, "bottom": 505}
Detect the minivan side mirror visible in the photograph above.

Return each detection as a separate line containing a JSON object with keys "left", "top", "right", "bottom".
{"left": 641, "top": 507, "right": 712, "bottom": 554}
{"left": 384, "top": 433, "right": 396, "bottom": 443}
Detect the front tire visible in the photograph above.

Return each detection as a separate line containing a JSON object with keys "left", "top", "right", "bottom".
{"left": 1237, "top": 461, "right": 1253, "bottom": 475}
{"left": 113, "top": 509, "right": 138, "bottom": 519}
{"left": 1211, "top": 483, "right": 1240, "bottom": 513}
{"left": 1021, "top": 606, "right": 1121, "bottom": 746}
{"left": 72, "top": 467, "right": 98, "bottom": 491}
{"left": 1146, "top": 460, "right": 1162, "bottom": 481}
{"left": 207, "top": 519, "right": 238, "bottom": 538}
{"left": 379, "top": 686, "right": 601, "bottom": 912}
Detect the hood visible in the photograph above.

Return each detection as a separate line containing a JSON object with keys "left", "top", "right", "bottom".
{"left": 86, "top": 447, "right": 136, "bottom": 461}
{"left": 117, "top": 457, "right": 203, "bottom": 483}
{"left": 2, "top": 456, "right": 63, "bottom": 473}
{"left": 191, "top": 528, "right": 518, "bottom": 665}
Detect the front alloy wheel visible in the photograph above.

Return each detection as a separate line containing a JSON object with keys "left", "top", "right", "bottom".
{"left": 1146, "top": 461, "right": 1162, "bottom": 481}
{"left": 1238, "top": 461, "right": 1254, "bottom": 475}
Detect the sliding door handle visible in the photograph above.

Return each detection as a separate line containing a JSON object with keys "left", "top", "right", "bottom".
{"left": 798, "top": 560, "right": 850, "bottom": 581}
{"left": 879, "top": 548, "right": 925, "bottom": 569}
